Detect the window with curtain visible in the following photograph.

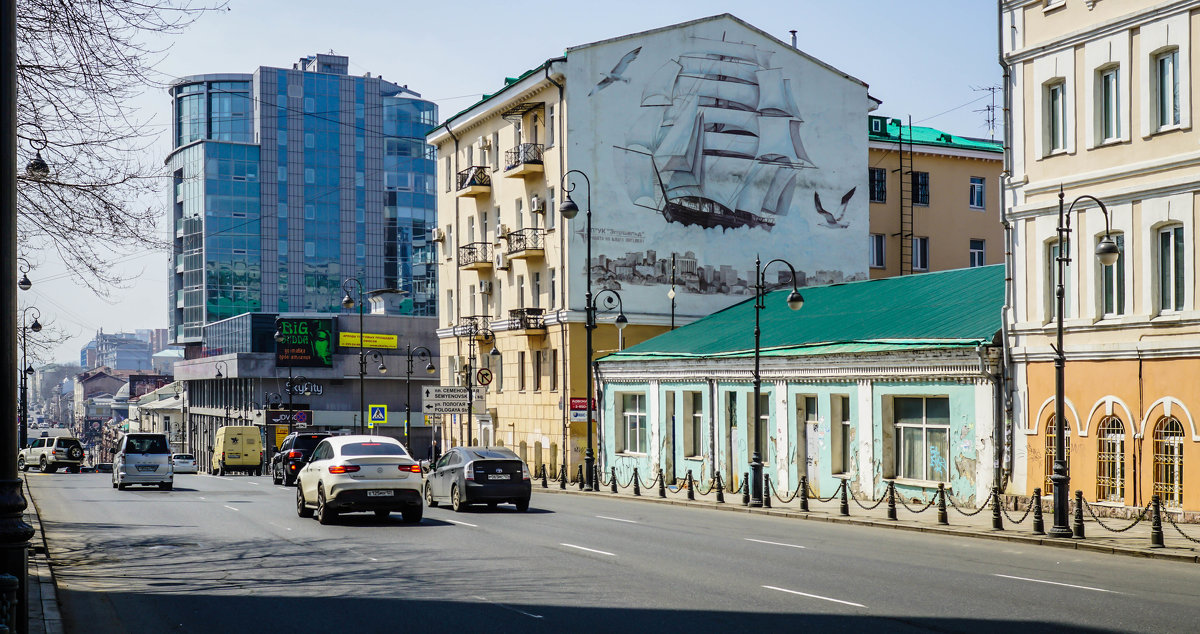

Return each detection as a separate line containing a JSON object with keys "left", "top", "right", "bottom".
{"left": 896, "top": 397, "right": 949, "bottom": 482}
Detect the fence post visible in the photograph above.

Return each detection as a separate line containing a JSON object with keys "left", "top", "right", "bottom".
{"left": 839, "top": 478, "right": 850, "bottom": 516}
{"left": 577, "top": 464, "right": 584, "bottom": 491}
{"left": 559, "top": 464, "right": 567, "bottom": 490}
{"left": 937, "top": 483, "right": 948, "bottom": 525}
{"left": 541, "top": 464, "right": 548, "bottom": 489}
{"left": 632, "top": 467, "right": 641, "bottom": 496}
{"left": 742, "top": 472, "right": 750, "bottom": 506}
{"left": 991, "top": 486, "right": 1003, "bottom": 531}
{"left": 886, "top": 481, "right": 897, "bottom": 521}
{"left": 763, "top": 474, "right": 772, "bottom": 509}
{"left": 611, "top": 467, "right": 618, "bottom": 493}
{"left": 1031, "top": 488, "right": 1044, "bottom": 535}
{"left": 715, "top": 472, "right": 725, "bottom": 504}
{"left": 658, "top": 469, "right": 666, "bottom": 498}
{"left": 1150, "top": 495, "right": 1164, "bottom": 548}
{"left": 686, "top": 470, "right": 695, "bottom": 501}
{"left": 1072, "top": 490, "right": 1085, "bottom": 539}
{"left": 799, "top": 475, "right": 810, "bottom": 512}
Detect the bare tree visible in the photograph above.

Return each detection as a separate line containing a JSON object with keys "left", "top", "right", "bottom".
{"left": 15, "top": 0, "right": 226, "bottom": 294}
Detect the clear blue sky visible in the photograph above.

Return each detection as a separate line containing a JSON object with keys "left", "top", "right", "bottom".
{"left": 25, "top": 0, "right": 1002, "bottom": 363}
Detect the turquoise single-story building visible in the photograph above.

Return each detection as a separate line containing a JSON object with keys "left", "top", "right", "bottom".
{"left": 595, "top": 265, "right": 1006, "bottom": 504}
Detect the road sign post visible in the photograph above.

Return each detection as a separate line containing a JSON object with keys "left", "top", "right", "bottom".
{"left": 368, "top": 404, "right": 387, "bottom": 430}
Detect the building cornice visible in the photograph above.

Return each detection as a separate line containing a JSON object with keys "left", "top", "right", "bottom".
{"left": 868, "top": 141, "right": 1002, "bottom": 162}
{"left": 427, "top": 66, "right": 560, "bottom": 146}
{"left": 1003, "top": 0, "right": 1200, "bottom": 63}
{"left": 1008, "top": 166, "right": 1200, "bottom": 219}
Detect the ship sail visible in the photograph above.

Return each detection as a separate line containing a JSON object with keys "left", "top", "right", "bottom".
{"left": 615, "top": 147, "right": 661, "bottom": 208}
{"left": 702, "top": 154, "right": 757, "bottom": 211}
{"left": 756, "top": 69, "right": 800, "bottom": 117}
{"left": 762, "top": 169, "right": 798, "bottom": 217}
{"left": 675, "top": 76, "right": 759, "bottom": 111}
{"left": 626, "top": 106, "right": 668, "bottom": 152}
{"left": 655, "top": 98, "right": 702, "bottom": 174}
{"left": 735, "top": 162, "right": 780, "bottom": 216}
{"left": 677, "top": 54, "right": 759, "bottom": 84}
{"left": 757, "top": 116, "right": 812, "bottom": 166}
{"left": 701, "top": 108, "right": 758, "bottom": 136}
{"left": 689, "top": 37, "right": 760, "bottom": 65}
{"left": 642, "top": 60, "right": 682, "bottom": 107}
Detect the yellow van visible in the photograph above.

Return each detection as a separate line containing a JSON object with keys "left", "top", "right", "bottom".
{"left": 211, "top": 426, "right": 264, "bottom": 476}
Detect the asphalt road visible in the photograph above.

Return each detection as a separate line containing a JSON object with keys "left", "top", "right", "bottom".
{"left": 25, "top": 470, "right": 1200, "bottom": 633}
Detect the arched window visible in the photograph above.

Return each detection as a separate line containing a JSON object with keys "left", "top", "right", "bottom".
{"left": 550, "top": 442, "right": 558, "bottom": 474}
{"left": 1045, "top": 416, "right": 1070, "bottom": 492}
{"left": 534, "top": 441, "right": 543, "bottom": 473}
{"left": 1153, "top": 416, "right": 1185, "bottom": 508}
{"left": 1096, "top": 416, "right": 1125, "bottom": 503}
{"left": 518, "top": 440, "right": 528, "bottom": 463}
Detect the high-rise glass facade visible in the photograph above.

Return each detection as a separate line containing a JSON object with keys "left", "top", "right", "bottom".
{"left": 167, "top": 55, "right": 438, "bottom": 345}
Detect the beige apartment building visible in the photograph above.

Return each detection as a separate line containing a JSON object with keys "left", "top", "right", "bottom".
{"left": 1003, "top": 0, "right": 1200, "bottom": 512}
{"left": 867, "top": 116, "right": 1004, "bottom": 277}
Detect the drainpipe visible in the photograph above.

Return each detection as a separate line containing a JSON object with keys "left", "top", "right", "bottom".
{"left": 446, "top": 125, "right": 462, "bottom": 442}
{"left": 998, "top": 1, "right": 1017, "bottom": 490}
{"left": 545, "top": 56, "right": 570, "bottom": 472}
{"left": 979, "top": 343, "right": 1004, "bottom": 491}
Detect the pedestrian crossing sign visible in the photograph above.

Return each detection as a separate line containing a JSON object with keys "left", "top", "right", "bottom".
{"left": 369, "top": 404, "right": 387, "bottom": 428}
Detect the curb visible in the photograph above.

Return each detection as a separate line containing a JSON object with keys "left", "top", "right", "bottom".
{"left": 23, "top": 476, "right": 65, "bottom": 634}
{"left": 534, "top": 484, "right": 1200, "bottom": 565}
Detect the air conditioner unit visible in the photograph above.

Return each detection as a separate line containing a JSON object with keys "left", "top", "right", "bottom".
{"left": 431, "top": 228, "right": 446, "bottom": 242}
{"left": 479, "top": 280, "right": 494, "bottom": 294}
{"left": 478, "top": 135, "right": 491, "bottom": 150}
{"left": 530, "top": 195, "right": 545, "bottom": 213}
{"left": 498, "top": 224, "right": 511, "bottom": 239}
{"left": 495, "top": 253, "right": 510, "bottom": 270}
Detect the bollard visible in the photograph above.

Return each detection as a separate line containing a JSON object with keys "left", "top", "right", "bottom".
{"left": 1072, "top": 490, "right": 1085, "bottom": 539}
{"left": 684, "top": 470, "right": 694, "bottom": 501}
{"left": 658, "top": 469, "right": 666, "bottom": 498}
{"left": 715, "top": 472, "right": 725, "bottom": 504}
{"left": 632, "top": 467, "right": 641, "bottom": 496}
{"left": 1032, "top": 488, "right": 1045, "bottom": 535}
{"left": 839, "top": 478, "right": 850, "bottom": 516}
{"left": 611, "top": 467, "right": 618, "bottom": 493}
{"left": 594, "top": 464, "right": 601, "bottom": 492}
{"left": 886, "top": 481, "right": 897, "bottom": 521}
{"left": 1150, "top": 495, "right": 1164, "bottom": 548}
{"left": 937, "top": 483, "right": 948, "bottom": 525}
{"left": 541, "top": 464, "right": 548, "bottom": 489}
{"left": 559, "top": 464, "right": 567, "bottom": 490}
{"left": 742, "top": 472, "right": 750, "bottom": 506}
{"left": 991, "top": 486, "right": 1003, "bottom": 531}
{"left": 763, "top": 474, "right": 772, "bottom": 508}
{"left": 577, "top": 464, "right": 585, "bottom": 491}
{"left": 799, "top": 475, "right": 810, "bottom": 512}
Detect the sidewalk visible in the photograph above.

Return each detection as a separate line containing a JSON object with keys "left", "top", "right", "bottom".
{"left": 23, "top": 476, "right": 64, "bottom": 634}
{"left": 536, "top": 475, "right": 1200, "bottom": 565}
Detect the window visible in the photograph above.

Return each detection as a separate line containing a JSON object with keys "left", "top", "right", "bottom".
{"left": 832, "top": 396, "right": 852, "bottom": 474}
{"left": 912, "top": 171, "right": 929, "bottom": 205}
{"left": 1153, "top": 416, "right": 1184, "bottom": 508}
{"left": 1096, "top": 416, "right": 1125, "bottom": 503}
{"left": 1156, "top": 49, "right": 1181, "bottom": 130}
{"left": 516, "top": 275, "right": 526, "bottom": 308}
{"left": 895, "top": 396, "right": 949, "bottom": 482}
{"left": 532, "top": 272, "right": 542, "bottom": 308}
{"left": 1099, "top": 67, "right": 1120, "bottom": 142}
{"left": 549, "top": 349, "right": 557, "bottom": 391}
{"left": 620, "top": 393, "right": 648, "bottom": 454}
{"left": 518, "top": 351, "right": 526, "bottom": 391}
{"left": 546, "top": 188, "right": 556, "bottom": 230}
{"left": 684, "top": 391, "right": 703, "bottom": 457}
{"left": 969, "top": 239, "right": 986, "bottom": 268}
{"left": 969, "top": 176, "right": 985, "bottom": 209}
{"left": 549, "top": 268, "right": 557, "bottom": 308}
{"left": 532, "top": 350, "right": 543, "bottom": 391}
{"left": 547, "top": 105, "right": 555, "bottom": 147}
{"left": 443, "top": 157, "right": 451, "bottom": 192}
{"left": 912, "top": 236, "right": 929, "bottom": 271}
{"left": 1047, "top": 81, "right": 1066, "bottom": 151}
{"left": 1101, "top": 234, "right": 1125, "bottom": 316}
{"left": 1044, "top": 415, "right": 1070, "bottom": 493}
{"left": 869, "top": 234, "right": 885, "bottom": 268}
{"left": 1048, "top": 240, "right": 1072, "bottom": 319}
{"left": 1159, "top": 225, "right": 1184, "bottom": 312}
{"left": 869, "top": 167, "right": 886, "bottom": 203}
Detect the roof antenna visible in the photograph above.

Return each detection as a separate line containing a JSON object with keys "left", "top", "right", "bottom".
{"left": 790, "top": 30, "right": 798, "bottom": 48}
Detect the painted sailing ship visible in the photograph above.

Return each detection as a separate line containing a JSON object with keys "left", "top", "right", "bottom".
{"left": 615, "top": 36, "right": 816, "bottom": 231}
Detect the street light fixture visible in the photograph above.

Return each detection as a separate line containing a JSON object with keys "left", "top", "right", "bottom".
{"left": 214, "top": 360, "right": 228, "bottom": 380}
{"left": 1049, "top": 188, "right": 1119, "bottom": 538}
{"left": 750, "top": 255, "right": 804, "bottom": 508}
{"left": 19, "top": 307, "right": 41, "bottom": 449}
{"left": 17, "top": 256, "right": 31, "bottom": 291}
{"left": 403, "top": 345, "right": 435, "bottom": 452}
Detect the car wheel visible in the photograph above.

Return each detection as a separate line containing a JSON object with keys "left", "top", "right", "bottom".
{"left": 374, "top": 510, "right": 390, "bottom": 519}
{"left": 451, "top": 484, "right": 465, "bottom": 512}
{"left": 159, "top": 482, "right": 173, "bottom": 491}
{"left": 296, "top": 485, "right": 313, "bottom": 518}
{"left": 255, "top": 467, "right": 262, "bottom": 477}
{"left": 515, "top": 497, "right": 530, "bottom": 512}
{"left": 401, "top": 504, "right": 423, "bottom": 524}
{"left": 425, "top": 482, "right": 438, "bottom": 508}
{"left": 284, "top": 473, "right": 295, "bottom": 487}
{"left": 316, "top": 485, "right": 337, "bottom": 525}
{"left": 39, "top": 457, "right": 48, "bottom": 472}
{"left": 111, "top": 478, "right": 117, "bottom": 489}
{"left": 117, "top": 481, "right": 127, "bottom": 491}
{"left": 271, "top": 465, "right": 282, "bottom": 485}
{"left": 17, "top": 457, "right": 25, "bottom": 472}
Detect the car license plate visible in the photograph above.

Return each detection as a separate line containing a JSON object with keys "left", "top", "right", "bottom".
{"left": 136, "top": 465, "right": 157, "bottom": 473}
{"left": 487, "top": 474, "right": 510, "bottom": 480}
{"left": 228, "top": 453, "right": 240, "bottom": 459}
{"left": 366, "top": 490, "right": 393, "bottom": 497}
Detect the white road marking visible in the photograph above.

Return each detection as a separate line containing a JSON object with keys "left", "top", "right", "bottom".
{"left": 993, "top": 574, "right": 1118, "bottom": 594}
{"left": 198, "top": 497, "right": 206, "bottom": 500}
{"left": 349, "top": 549, "right": 378, "bottom": 562}
{"left": 473, "top": 595, "right": 543, "bottom": 619}
{"left": 267, "top": 522, "right": 293, "bottom": 532}
{"left": 745, "top": 538, "right": 807, "bottom": 550}
{"left": 595, "top": 515, "right": 637, "bottom": 524}
{"left": 248, "top": 481, "right": 259, "bottom": 486}
{"left": 560, "top": 543, "right": 615, "bottom": 557}
{"left": 223, "top": 505, "right": 239, "bottom": 512}
{"left": 763, "top": 585, "right": 866, "bottom": 608}
{"left": 444, "top": 519, "right": 478, "bottom": 528}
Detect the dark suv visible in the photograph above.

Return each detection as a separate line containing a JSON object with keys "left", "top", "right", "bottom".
{"left": 271, "top": 432, "right": 331, "bottom": 486}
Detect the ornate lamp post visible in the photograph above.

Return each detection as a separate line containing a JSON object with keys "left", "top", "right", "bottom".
{"left": 403, "top": 345, "right": 435, "bottom": 451}
{"left": 19, "top": 307, "right": 41, "bottom": 449}
{"left": 1049, "top": 188, "right": 1120, "bottom": 538}
{"left": 750, "top": 256, "right": 805, "bottom": 507}
{"left": 458, "top": 327, "right": 499, "bottom": 447}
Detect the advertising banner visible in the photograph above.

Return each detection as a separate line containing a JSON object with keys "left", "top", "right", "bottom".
{"left": 338, "top": 332, "right": 399, "bottom": 349}
{"left": 128, "top": 375, "right": 173, "bottom": 399}
{"left": 275, "top": 318, "right": 334, "bottom": 368}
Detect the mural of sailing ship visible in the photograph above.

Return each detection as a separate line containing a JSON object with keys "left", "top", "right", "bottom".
{"left": 610, "top": 35, "right": 852, "bottom": 232}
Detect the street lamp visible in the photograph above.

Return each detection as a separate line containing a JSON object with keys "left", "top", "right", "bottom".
{"left": 403, "top": 345, "right": 435, "bottom": 452}
{"left": 342, "top": 278, "right": 369, "bottom": 434}
{"left": 19, "top": 307, "right": 42, "bottom": 450}
{"left": 561, "top": 169, "right": 630, "bottom": 491}
{"left": 458, "top": 327, "right": 500, "bottom": 447}
{"left": 1049, "top": 188, "right": 1119, "bottom": 538}
{"left": 17, "top": 256, "right": 31, "bottom": 291}
{"left": 750, "top": 256, "right": 805, "bottom": 507}
{"left": 214, "top": 360, "right": 228, "bottom": 380}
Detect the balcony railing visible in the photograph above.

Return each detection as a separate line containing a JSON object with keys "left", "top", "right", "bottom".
{"left": 504, "top": 143, "right": 544, "bottom": 175}
{"left": 457, "top": 315, "right": 491, "bottom": 338}
{"left": 457, "top": 241, "right": 493, "bottom": 268}
{"left": 456, "top": 166, "right": 491, "bottom": 193}
{"left": 505, "top": 227, "right": 545, "bottom": 258}
{"left": 509, "top": 307, "right": 546, "bottom": 332}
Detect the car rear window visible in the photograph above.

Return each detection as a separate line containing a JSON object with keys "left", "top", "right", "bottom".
{"left": 173, "top": 454, "right": 194, "bottom": 460}
{"left": 466, "top": 448, "right": 519, "bottom": 460}
{"left": 339, "top": 441, "right": 408, "bottom": 457}
{"left": 293, "top": 435, "right": 328, "bottom": 451}
{"left": 57, "top": 439, "right": 82, "bottom": 452}
{"left": 125, "top": 436, "right": 169, "bottom": 454}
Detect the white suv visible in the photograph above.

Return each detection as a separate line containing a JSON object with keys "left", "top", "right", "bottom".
{"left": 113, "top": 433, "right": 174, "bottom": 491}
{"left": 19, "top": 436, "right": 84, "bottom": 473}
{"left": 296, "top": 436, "right": 424, "bottom": 524}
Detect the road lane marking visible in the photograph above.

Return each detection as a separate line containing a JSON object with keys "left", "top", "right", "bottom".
{"left": 473, "top": 595, "right": 543, "bottom": 619}
{"left": 595, "top": 515, "right": 637, "bottom": 524}
{"left": 248, "top": 481, "right": 259, "bottom": 486}
{"left": 993, "top": 574, "right": 1118, "bottom": 594}
{"left": 198, "top": 497, "right": 206, "bottom": 500}
{"left": 560, "top": 543, "right": 615, "bottom": 557}
{"left": 349, "top": 549, "right": 378, "bottom": 562}
{"left": 444, "top": 519, "right": 478, "bottom": 528}
{"left": 763, "top": 585, "right": 865, "bottom": 608}
{"left": 267, "top": 522, "right": 293, "bottom": 532}
{"left": 223, "top": 505, "right": 239, "bottom": 512}
{"left": 745, "top": 538, "right": 806, "bottom": 550}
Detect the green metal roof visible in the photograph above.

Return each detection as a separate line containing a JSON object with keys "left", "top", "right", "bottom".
{"left": 602, "top": 265, "right": 1004, "bottom": 363}
{"left": 869, "top": 116, "right": 1002, "bottom": 154}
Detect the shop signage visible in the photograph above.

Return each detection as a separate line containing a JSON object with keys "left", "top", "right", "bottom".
{"left": 275, "top": 318, "right": 334, "bottom": 368}
{"left": 338, "top": 332, "right": 399, "bottom": 349}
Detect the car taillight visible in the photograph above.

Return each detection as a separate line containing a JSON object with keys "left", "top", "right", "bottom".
{"left": 521, "top": 464, "right": 531, "bottom": 480}
{"left": 221, "top": 452, "right": 225, "bottom": 460}
{"left": 288, "top": 450, "right": 301, "bottom": 459}
{"left": 464, "top": 461, "right": 474, "bottom": 481}
{"left": 398, "top": 464, "right": 422, "bottom": 473}
{"left": 328, "top": 465, "right": 360, "bottom": 474}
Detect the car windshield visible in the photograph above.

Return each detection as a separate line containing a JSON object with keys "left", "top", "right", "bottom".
{"left": 293, "top": 435, "right": 328, "bottom": 451}
{"left": 465, "top": 448, "right": 518, "bottom": 460}
{"left": 126, "top": 436, "right": 169, "bottom": 454}
{"left": 339, "top": 441, "right": 408, "bottom": 457}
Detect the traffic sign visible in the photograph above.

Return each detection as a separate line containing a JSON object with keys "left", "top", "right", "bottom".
{"left": 476, "top": 368, "right": 493, "bottom": 385}
{"left": 424, "top": 385, "right": 486, "bottom": 400}
{"left": 423, "top": 401, "right": 470, "bottom": 414}
{"left": 369, "top": 404, "right": 387, "bottom": 423}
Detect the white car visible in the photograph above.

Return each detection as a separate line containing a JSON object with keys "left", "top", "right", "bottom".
{"left": 295, "top": 435, "right": 424, "bottom": 525}
{"left": 171, "top": 454, "right": 198, "bottom": 474}
{"left": 112, "top": 433, "right": 173, "bottom": 491}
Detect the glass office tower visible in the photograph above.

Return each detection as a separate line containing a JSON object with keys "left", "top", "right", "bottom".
{"left": 167, "top": 54, "right": 437, "bottom": 346}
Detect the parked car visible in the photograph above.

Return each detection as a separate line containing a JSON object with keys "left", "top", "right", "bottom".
{"left": 271, "top": 432, "right": 331, "bottom": 486}
{"left": 18, "top": 436, "right": 84, "bottom": 473}
{"left": 295, "top": 436, "right": 423, "bottom": 525}
{"left": 112, "top": 433, "right": 173, "bottom": 491}
{"left": 424, "top": 446, "right": 531, "bottom": 512}
{"left": 210, "top": 426, "right": 263, "bottom": 476}
{"left": 94, "top": 463, "right": 113, "bottom": 474}
{"left": 171, "top": 454, "right": 198, "bottom": 474}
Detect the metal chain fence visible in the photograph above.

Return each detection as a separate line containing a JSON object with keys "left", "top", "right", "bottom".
{"left": 806, "top": 479, "right": 844, "bottom": 503}
{"left": 895, "top": 491, "right": 938, "bottom": 514}
{"left": 946, "top": 490, "right": 994, "bottom": 517}
{"left": 1160, "top": 507, "right": 1200, "bottom": 544}
{"left": 1082, "top": 499, "right": 1151, "bottom": 533}
{"left": 770, "top": 479, "right": 803, "bottom": 504}
{"left": 1000, "top": 497, "right": 1035, "bottom": 524}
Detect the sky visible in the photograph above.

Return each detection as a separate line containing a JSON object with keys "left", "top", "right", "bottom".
{"left": 22, "top": 0, "right": 1003, "bottom": 364}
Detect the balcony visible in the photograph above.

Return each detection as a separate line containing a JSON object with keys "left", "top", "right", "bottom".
{"left": 503, "top": 143, "right": 544, "bottom": 177}
{"left": 456, "top": 166, "right": 491, "bottom": 197}
{"left": 457, "top": 241, "right": 493, "bottom": 270}
{"left": 509, "top": 308, "right": 546, "bottom": 335}
{"left": 457, "top": 315, "right": 492, "bottom": 339}
{"left": 505, "top": 227, "right": 545, "bottom": 261}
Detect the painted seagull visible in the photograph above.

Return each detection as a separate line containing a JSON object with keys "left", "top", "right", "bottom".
{"left": 814, "top": 187, "right": 856, "bottom": 229}
{"left": 588, "top": 47, "right": 641, "bottom": 96}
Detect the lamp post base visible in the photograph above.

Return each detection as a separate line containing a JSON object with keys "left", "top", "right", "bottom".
{"left": 1047, "top": 526, "right": 1074, "bottom": 539}
{"left": 749, "top": 460, "right": 764, "bottom": 508}
{"left": 584, "top": 455, "right": 595, "bottom": 492}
